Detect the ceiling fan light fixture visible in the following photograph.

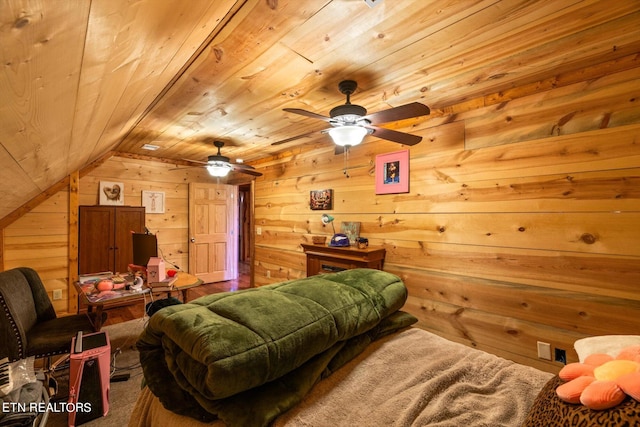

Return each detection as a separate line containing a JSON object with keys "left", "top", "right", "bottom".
{"left": 206, "top": 162, "right": 232, "bottom": 177}
{"left": 328, "top": 126, "right": 368, "bottom": 147}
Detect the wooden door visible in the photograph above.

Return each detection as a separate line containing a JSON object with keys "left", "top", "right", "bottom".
{"left": 189, "top": 183, "right": 238, "bottom": 283}
{"left": 79, "top": 206, "right": 115, "bottom": 274}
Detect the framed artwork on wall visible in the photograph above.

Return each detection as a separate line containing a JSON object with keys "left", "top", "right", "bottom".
{"left": 99, "top": 181, "right": 124, "bottom": 205}
{"left": 310, "top": 189, "right": 333, "bottom": 210}
{"left": 375, "top": 150, "right": 409, "bottom": 194}
{"left": 340, "top": 221, "right": 361, "bottom": 245}
{"left": 142, "top": 190, "right": 165, "bottom": 213}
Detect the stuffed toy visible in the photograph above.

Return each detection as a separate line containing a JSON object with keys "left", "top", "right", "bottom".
{"left": 556, "top": 345, "right": 640, "bottom": 410}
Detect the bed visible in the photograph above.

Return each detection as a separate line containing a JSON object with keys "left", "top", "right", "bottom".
{"left": 129, "top": 269, "right": 640, "bottom": 426}
{"left": 130, "top": 326, "right": 552, "bottom": 427}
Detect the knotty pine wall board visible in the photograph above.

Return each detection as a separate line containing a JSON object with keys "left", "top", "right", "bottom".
{"left": 463, "top": 70, "right": 640, "bottom": 150}
{"left": 3, "top": 192, "right": 70, "bottom": 313}
{"left": 384, "top": 241, "right": 639, "bottom": 301}
{"left": 400, "top": 267, "right": 640, "bottom": 338}
{"left": 403, "top": 294, "right": 585, "bottom": 371}
{"left": 256, "top": 168, "right": 640, "bottom": 214}
{"left": 255, "top": 210, "right": 640, "bottom": 258}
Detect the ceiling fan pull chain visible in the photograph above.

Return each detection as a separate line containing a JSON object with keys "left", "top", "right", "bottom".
{"left": 343, "top": 147, "right": 350, "bottom": 178}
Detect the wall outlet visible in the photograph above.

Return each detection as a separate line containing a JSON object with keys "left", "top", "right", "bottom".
{"left": 537, "top": 341, "right": 552, "bottom": 360}
{"left": 53, "top": 289, "right": 63, "bottom": 300}
{"left": 555, "top": 348, "right": 567, "bottom": 364}
{"left": 266, "top": 270, "right": 271, "bottom": 278}
{"left": 256, "top": 227, "right": 262, "bottom": 235}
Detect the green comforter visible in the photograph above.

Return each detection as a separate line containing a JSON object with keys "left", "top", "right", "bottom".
{"left": 137, "top": 268, "right": 416, "bottom": 426}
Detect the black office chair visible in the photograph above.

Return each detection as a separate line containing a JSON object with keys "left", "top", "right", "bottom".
{"left": 0, "top": 267, "right": 103, "bottom": 364}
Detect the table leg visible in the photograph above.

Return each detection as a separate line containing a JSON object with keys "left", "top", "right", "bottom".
{"left": 93, "top": 305, "right": 104, "bottom": 331}
{"left": 182, "top": 289, "right": 188, "bottom": 303}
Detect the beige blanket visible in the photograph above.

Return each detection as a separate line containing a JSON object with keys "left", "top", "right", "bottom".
{"left": 129, "top": 328, "right": 552, "bottom": 427}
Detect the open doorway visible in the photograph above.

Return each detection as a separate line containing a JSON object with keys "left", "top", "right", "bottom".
{"left": 238, "top": 183, "right": 252, "bottom": 277}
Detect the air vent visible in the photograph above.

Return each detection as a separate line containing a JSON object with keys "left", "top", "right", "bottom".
{"left": 141, "top": 144, "right": 160, "bottom": 151}
{"left": 364, "top": 0, "right": 383, "bottom": 8}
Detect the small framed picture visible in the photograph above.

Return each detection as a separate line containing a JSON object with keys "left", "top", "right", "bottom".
{"left": 310, "top": 189, "right": 333, "bottom": 210}
{"left": 375, "top": 150, "right": 409, "bottom": 194}
{"left": 341, "top": 222, "right": 361, "bottom": 245}
{"left": 99, "top": 181, "right": 124, "bottom": 205}
{"left": 142, "top": 191, "right": 165, "bottom": 213}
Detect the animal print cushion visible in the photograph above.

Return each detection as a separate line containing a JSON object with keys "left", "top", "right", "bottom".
{"left": 522, "top": 376, "right": 640, "bottom": 426}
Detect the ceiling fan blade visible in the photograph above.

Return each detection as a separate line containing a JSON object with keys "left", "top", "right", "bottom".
{"left": 182, "top": 158, "right": 208, "bottom": 165}
{"left": 169, "top": 164, "right": 211, "bottom": 172}
{"left": 231, "top": 164, "right": 263, "bottom": 177}
{"left": 283, "top": 108, "right": 332, "bottom": 122}
{"left": 363, "top": 102, "right": 430, "bottom": 124}
{"left": 271, "top": 130, "right": 318, "bottom": 146}
{"left": 366, "top": 125, "right": 422, "bottom": 146}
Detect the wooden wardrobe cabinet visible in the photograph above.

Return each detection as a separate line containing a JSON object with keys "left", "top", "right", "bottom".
{"left": 78, "top": 206, "right": 146, "bottom": 274}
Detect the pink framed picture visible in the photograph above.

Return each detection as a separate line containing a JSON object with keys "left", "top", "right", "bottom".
{"left": 375, "top": 150, "right": 409, "bottom": 194}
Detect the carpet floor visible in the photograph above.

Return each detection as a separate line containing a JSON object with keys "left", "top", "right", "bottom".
{"left": 45, "top": 317, "right": 147, "bottom": 427}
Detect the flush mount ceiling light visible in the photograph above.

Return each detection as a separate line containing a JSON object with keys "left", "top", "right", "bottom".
{"left": 327, "top": 125, "right": 369, "bottom": 147}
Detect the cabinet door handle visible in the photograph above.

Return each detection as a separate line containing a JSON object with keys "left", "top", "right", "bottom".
{"left": 190, "top": 238, "right": 196, "bottom": 243}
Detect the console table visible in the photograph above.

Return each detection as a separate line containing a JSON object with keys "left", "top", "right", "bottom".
{"left": 301, "top": 243, "right": 386, "bottom": 277}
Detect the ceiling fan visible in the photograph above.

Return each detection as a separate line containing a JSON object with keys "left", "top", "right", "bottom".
{"left": 176, "top": 141, "right": 262, "bottom": 177}
{"left": 273, "top": 80, "right": 430, "bottom": 149}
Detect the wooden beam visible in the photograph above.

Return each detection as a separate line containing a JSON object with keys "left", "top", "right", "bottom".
{"left": 0, "top": 151, "right": 116, "bottom": 230}
{"left": 78, "top": 150, "right": 116, "bottom": 178}
{"left": 0, "top": 176, "right": 71, "bottom": 230}
{"left": 0, "top": 228, "right": 4, "bottom": 271}
{"left": 68, "top": 170, "right": 79, "bottom": 313}
{"left": 112, "top": 151, "right": 195, "bottom": 167}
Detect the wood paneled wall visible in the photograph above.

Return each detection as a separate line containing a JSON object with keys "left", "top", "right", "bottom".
{"left": 3, "top": 192, "right": 71, "bottom": 312}
{"left": 1, "top": 156, "right": 234, "bottom": 314}
{"left": 254, "top": 67, "right": 640, "bottom": 373}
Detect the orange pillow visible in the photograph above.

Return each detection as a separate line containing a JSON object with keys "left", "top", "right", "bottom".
{"left": 584, "top": 353, "right": 613, "bottom": 366}
{"left": 559, "top": 363, "right": 594, "bottom": 381}
{"left": 556, "top": 346, "right": 640, "bottom": 410}
{"left": 556, "top": 376, "right": 595, "bottom": 404}
{"left": 617, "top": 371, "right": 640, "bottom": 401}
{"left": 617, "top": 345, "right": 640, "bottom": 363}
{"left": 580, "top": 380, "right": 626, "bottom": 410}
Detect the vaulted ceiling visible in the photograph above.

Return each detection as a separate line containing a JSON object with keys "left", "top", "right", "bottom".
{"left": 1, "top": 0, "right": 639, "bottom": 220}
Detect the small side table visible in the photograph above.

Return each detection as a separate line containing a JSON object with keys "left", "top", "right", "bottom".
{"left": 301, "top": 243, "right": 386, "bottom": 277}
{"left": 171, "top": 271, "right": 204, "bottom": 302}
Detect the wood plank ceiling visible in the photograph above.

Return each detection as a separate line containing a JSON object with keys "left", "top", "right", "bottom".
{"left": 1, "top": 0, "right": 639, "bottom": 220}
